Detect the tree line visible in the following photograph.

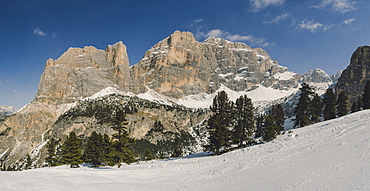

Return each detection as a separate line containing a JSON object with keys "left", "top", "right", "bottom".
{"left": 45, "top": 110, "right": 136, "bottom": 168}
{"left": 28, "top": 81, "right": 370, "bottom": 167}
{"left": 206, "top": 80, "right": 370, "bottom": 155}
{"left": 205, "top": 91, "right": 285, "bottom": 154}
{"left": 293, "top": 81, "right": 370, "bottom": 128}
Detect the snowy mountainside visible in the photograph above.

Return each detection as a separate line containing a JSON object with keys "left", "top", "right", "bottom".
{"left": 50, "top": 93, "right": 210, "bottom": 160}
{"left": 2, "top": 110, "right": 370, "bottom": 191}
{"left": 129, "top": 70, "right": 332, "bottom": 113}
{"left": 0, "top": 105, "right": 16, "bottom": 120}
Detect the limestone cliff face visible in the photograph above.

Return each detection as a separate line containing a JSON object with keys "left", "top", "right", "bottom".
{"left": 131, "top": 31, "right": 300, "bottom": 98}
{"left": 0, "top": 103, "right": 56, "bottom": 166}
{"left": 336, "top": 46, "right": 370, "bottom": 99}
{"left": 35, "top": 41, "right": 131, "bottom": 105}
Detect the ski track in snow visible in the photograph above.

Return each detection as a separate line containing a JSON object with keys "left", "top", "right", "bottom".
{"left": 2, "top": 111, "right": 370, "bottom": 191}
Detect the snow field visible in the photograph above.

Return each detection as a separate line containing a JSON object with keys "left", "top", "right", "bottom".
{"left": 1, "top": 110, "right": 370, "bottom": 190}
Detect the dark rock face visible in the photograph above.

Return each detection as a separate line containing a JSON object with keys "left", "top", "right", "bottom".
{"left": 336, "top": 46, "right": 370, "bottom": 100}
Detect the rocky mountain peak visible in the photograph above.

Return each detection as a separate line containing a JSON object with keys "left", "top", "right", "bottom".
{"left": 301, "top": 68, "right": 332, "bottom": 83}
{"left": 167, "top": 30, "right": 197, "bottom": 45}
{"left": 0, "top": 105, "right": 16, "bottom": 120}
{"left": 336, "top": 45, "right": 370, "bottom": 100}
{"left": 203, "top": 36, "right": 252, "bottom": 51}
{"left": 105, "top": 41, "right": 129, "bottom": 67}
{"left": 35, "top": 41, "right": 131, "bottom": 105}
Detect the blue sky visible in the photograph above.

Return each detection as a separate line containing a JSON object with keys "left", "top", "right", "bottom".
{"left": 1, "top": 0, "right": 370, "bottom": 109}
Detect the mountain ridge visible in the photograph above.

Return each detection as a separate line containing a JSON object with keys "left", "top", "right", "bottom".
{"left": 0, "top": 30, "right": 335, "bottom": 168}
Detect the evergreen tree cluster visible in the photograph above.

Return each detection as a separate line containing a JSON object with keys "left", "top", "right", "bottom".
{"left": 293, "top": 83, "right": 318, "bottom": 128}
{"left": 258, "top": 104, "right": 285, "bottom": 142}
{"left": 206, "top": 81, "right": 370, "bottom": 155}
{"left": 46, "top": 110, "right": 136, "bottom": 168}
{"left": 293, "top": 81, "right": 370, "bottom": 129}
{"left": 206, "top": 91, "right": 286, "bottom": 154}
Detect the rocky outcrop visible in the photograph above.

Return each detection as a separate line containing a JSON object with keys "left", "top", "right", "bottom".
{"left": 0, "top": 103, "right": 56, "bottom": 166}
{"left": 336, "top": 46, "right": 370, "bottom": 100}
{"left": 131, "top": 31, "right": 300, "bottom": 98}
{"left": 35, "top": 41, "right": 132, "bottom": 105}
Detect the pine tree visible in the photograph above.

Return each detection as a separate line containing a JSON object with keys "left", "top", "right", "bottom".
{"left": 259, "top": 104, "right": 285, "bottom": 142}
{"left": 108, "top": 110, "right": 135, "bottom": 167}
{"left": 336, "top": 91, "right": 349, "bottom": 117}
{"left": 24, "top": 154, "right": 32, "bottom": 170}
{"left": 84, "top": 131, "right": 103, "bottom": 166}
{"left": 234, "top": 95, "right": 255, "bottom": 147}
{"left": 351, "top": 97, "right": 361, "bottom": 113}
{"left": 45, "top": 137, "right": 58, "bottom": 167}
{"left": 61, "top": 131, "right": 83, "bottom": 168}
{"left": 144, "top": 149, "right": 154, "bottom": 161}
{"left": 101, "top": 134, "right": 112, "bottom": 164}
{"left": 255, "top": 114, "right": 265, "bottom": 138}
{"left": 294, "top": 83, "right": 315, "bottom": 128}
{"left": 363, "top": 80, "right": 370, "bottom": 109}
{"left": 171, "top": 136, "right": 183, "bottom": 158}
{"left": 323, "top": 87, "right": 337, "bottom": 121}
{"left": 269, "top": 104, "right": 285, "bottom": 132}
{"left": 206, "top": 91, "right": 233, "bottom": 154}
{"left": 261, "top": 115, "right": 278, "bottom": 142}
{"left": 311, "top": 93, "right": 323, "bottom": 123}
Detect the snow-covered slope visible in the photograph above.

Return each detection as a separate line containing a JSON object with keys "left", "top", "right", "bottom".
{"left": 177, "top": 84, "right": 299, "bottom": 109}
{"left": 0, "top": 105, "right": 16, "bottom": 119}
{"left": 2, "top": 110, "right": 370, "bottom": 191}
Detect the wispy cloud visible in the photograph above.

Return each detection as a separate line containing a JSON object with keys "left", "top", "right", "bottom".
{"left": 296, "top": 19, "right": 333, "bottom": 33}
{"left": 197, "top": 29, "right": 273, "bottom": 47}
{"left": 33, "top": 28, "right": 47, "bottom": 36}
{"left": 311, "top": 0, "right": 356, "bottom": 13}
{"left": 250, "top": 0, "right": 285, "bottom": 12}
{"left": 263, "top": 12, "right": 290, "bottom": 24}
{"left": 190, "top": 18, "right": 204, "bottom": 27}
{"left": 343, "top": 18, "right": 355, "bottom": 24}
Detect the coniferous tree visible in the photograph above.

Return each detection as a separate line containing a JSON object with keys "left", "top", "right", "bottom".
{"left": 101, "top": 134, "right": 112, "bottom": 164}
{"left": 311, "top": 93, "right": 323, "bottom": 123}
{"left": 108, "top": 110, "right": 135, "bottom": 167}
{"left": 363, "top": 80, "right": 370, "bottom": 109}
{"left": 234, "top": 95, "right": 255, "bottom": 146}
{"left": 255, "top": 114, "right": 265, "bottom": 138}
{"left": 336, "top": 91, "right": 349, "bottom": 117}
{"left": 323, "top": 87, "right": 337, "bottom": 121}
{"left": 261, "top": 115, "right": 278, "bottom": 142}
{"left": 269, "top": 104, "right": 285, "bottom": 132}
{"left": 351, "top": 97, "right": 361, "bottom": 113}
{"left": 144, "top": 149, "right": 154, "bottom": 161}
{"left": 61, "top": 131, "right": 83, "bottom": 168}
{"left": 25, "top": 154, "right": 32, "bottom": 170}
{"left": 206, "top": 91, "right": 233, "bottom": 154}
{"left": 171, "top": 136, "right": 183, "bottom": 158}
{"left": 45, "top": 137, "right": 58, "bottom": 167}
{"left": 84, "top": 131, "right": 103, "bottom": 166}
{"left": 294, "top": 83, "right": 315, "bottom": 128}
{"left": 259, "top": 104, "right": 285, "bottom": 142}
